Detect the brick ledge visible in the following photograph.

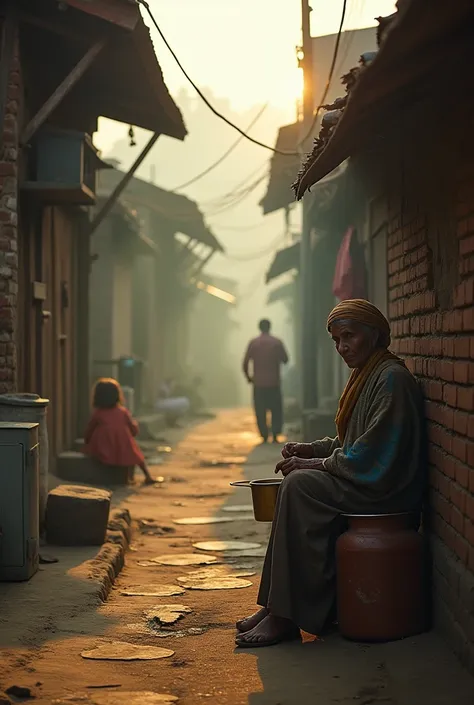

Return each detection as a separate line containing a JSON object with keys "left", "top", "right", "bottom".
{"left": 83, "top": 508, "right": 132, "bottom": 602}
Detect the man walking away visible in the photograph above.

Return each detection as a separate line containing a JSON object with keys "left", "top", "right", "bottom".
{"left": 243, "top": 319, "right": 289, "bottom": 443}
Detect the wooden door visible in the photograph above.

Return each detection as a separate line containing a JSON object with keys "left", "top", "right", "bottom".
{"left": 55, "top": 207, "right": 76, "bottom": 453}
{"left": 17, "top": 204, "right": 78, "bottom": 467}
{"left": 41, "top": 207, "right": 77, "bottom": 459}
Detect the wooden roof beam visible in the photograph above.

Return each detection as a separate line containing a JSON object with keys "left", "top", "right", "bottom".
{"left": 21, "top": 38, "right": 106, "bottom": 145}
{"left": 190, "top": 249, "right": 215, "bottom": 278}
{"left": 88, "top": 131, "right": 161, "bottom": 238}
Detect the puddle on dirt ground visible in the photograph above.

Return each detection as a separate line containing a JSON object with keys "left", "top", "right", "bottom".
{"left": 54, "top": 691, "right": 178, "bottom": 704}
{"left": 151, "top": 554, "right": 218, "bottom": 566}
{"left": 184, "top": 566, "right": 256, "bottom": 579}
{"left": 172, "top": 516, "right": 235, "bottom": 525}
{"left": 222, "top": 504, "right": 253, "bottom": 512}
{"left": 121, "top": 585, "right": 185, "bottom": 597}
{"left": 176, "top": 575, "right": 252, "bottom": 590}
{"left": 81, "top": 642, "right": 174, "bottom": 661}
{"left": 192, "top": 540, "right": 261, "bottom": 552}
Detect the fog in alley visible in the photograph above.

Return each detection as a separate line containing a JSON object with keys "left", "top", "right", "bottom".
{"left": 92, "top": 0, "right": 398, "bottom": 405}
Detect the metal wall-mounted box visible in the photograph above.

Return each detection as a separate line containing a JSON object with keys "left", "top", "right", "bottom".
{"left": 22, "top": 128, "right": 105, "bottom": 205}
{"left": 0, "top": 422, "right": 40, "bottom": 581}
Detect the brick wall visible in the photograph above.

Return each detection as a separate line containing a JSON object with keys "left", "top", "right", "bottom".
{"left": 0, "top": 35, "right": 20, "bottom": 393}
{"left": 386, "top": 162, "right": 474, "bottom": 672}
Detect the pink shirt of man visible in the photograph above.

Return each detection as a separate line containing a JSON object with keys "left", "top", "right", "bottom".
{"left": 243, "top": 321, "right": 289, "bottom": 388}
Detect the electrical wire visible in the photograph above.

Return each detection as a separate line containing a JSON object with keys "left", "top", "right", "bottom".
{"left": 198, "top": 161, "right": 269, "bottom": 208}
{"left": 224, "top": 232, "right": 287, "bottom": 262}
{"left": 331, "top": 0, "right": 364, "bottom": 78}
{"left": 238, "top": 262, "right": 278, "bottom": 302}
{"left": 298, "top": 0, "right": 348, "bottom": 149}
{"left": 200, "top": 0, "right": 349, "bottom": 214}
{"left": 201, "top": 168, "right": 267, "bottom": 207}
{"left": 204, "top": 172, "right": 269, "bottom": 217}
{"left": 138, "top": 0, "right": 299, "bottom": 157}
{"left": 138, "top": 0, "right": 347, "bottom": 159}
{"left": 171, "top": 103, "right": 268, "bottom": 192}
{"left": 212, "top": 222, "right": 265, "bottom": 231}
{"left": 135, "top": 0, "right": 348, "bottom": 217}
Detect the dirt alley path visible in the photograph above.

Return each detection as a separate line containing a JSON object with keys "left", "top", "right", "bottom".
{"left": 2, "top": 409, "right": 474, "bottom": 704}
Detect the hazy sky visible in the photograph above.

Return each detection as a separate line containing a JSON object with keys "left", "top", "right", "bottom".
{"left": 95, "top": 0, "right": 397, "bottom": 152}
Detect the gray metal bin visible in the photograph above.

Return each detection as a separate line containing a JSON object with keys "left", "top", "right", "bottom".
{"left": 0, "top": 422, "right": 40, "bottom": 581}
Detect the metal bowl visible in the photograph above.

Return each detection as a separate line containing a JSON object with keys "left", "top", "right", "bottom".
{"left": 230, "top": 478, "right": 282, "bottom": 522}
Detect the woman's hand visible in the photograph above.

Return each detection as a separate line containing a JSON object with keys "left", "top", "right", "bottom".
{"left": 281, "top": 442, "right": 314, "bottom": 459}
{"left": 275, "top": 456, "right": 325, "bottom": 477}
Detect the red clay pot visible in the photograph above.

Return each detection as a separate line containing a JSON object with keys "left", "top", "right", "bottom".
{"left": 336, "top": 513, "right": 425, "bottom": 641}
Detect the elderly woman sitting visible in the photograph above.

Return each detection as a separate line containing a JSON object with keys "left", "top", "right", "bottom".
{"left": 236, "top": 300, "right": 425, "bottom": 648}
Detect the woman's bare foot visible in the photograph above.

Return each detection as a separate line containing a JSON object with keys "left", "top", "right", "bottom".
{"left": 236, "top": 607, "right": 268, "bottom": 633}
{"left": 143, "top": 476, "right": 156, "bottom": 485}
{"left": 235, "top": 614, "right": 300, "bottom": 648}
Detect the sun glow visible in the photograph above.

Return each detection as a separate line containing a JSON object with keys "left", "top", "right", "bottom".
{"left": 277, "top": 67, "right": 304, "bottom": 112}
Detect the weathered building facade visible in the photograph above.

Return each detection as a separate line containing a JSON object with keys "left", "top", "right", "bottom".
{"left": 92, "top": 167, "right": 225, "bottom": 411}
{"left": 0, "top": 0, "right": 186, "bottom": 461}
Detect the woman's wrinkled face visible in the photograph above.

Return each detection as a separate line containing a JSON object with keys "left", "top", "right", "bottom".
{"left": 329, "top": 320, "right": 379, "bottom": 369}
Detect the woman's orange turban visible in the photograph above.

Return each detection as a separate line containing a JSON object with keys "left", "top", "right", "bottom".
{"left": 327, "top": 299, "right": 391, "bottom": 348}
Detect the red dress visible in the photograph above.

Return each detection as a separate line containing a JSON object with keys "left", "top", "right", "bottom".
{"left": 84, "top": 406, "right": 145, "bottom": 467}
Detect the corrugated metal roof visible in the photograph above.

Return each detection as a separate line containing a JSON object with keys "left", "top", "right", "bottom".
{"left": 88, "top": 16, "right": 187, "bottom": 138}
{"left": 26, "top": 1, "right": 186, "bottom": 138}
{"left": 267, "top": 280, "right": 295, "bottom": 305}
{"left": 266, "top": 241, "right": 300, "bottom": 283}
{"left": 98, "top": 169, "right": 224, "bottom": 252}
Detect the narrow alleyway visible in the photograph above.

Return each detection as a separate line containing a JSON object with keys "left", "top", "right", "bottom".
{"left": 1, "top": 410, "right": 474, "bottom": 704}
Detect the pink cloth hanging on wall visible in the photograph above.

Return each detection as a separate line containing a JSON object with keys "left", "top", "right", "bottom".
{"left": 332, "top": 226, "right": 367, "bottom": 301}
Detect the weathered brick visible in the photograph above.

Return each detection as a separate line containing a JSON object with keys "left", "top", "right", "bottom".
{"left": 458, "top": 387, "right": 474, "bottom": 411}
{"left": 454, "top": 338, "right": 471, "bottom": 358}
{"left": 454, "top": 533, "right": 469, "bottom": 565}
{"left": 454, "top": 411, "right": 469, "bottom": 436}
{"left": 454, "top": 361, "right": 470, "bottom": 384}
{"left": 443, "top": 384, "right": 457, "bottom": 407}
{"left": 463, "top": 308, "right": 474, "bottom": 332}
{"left": 465, "top": 519, "right": 474, "bottom": 548}
{"left": 466, "top": 494, "right": 474, "bottom": 522}
{"left": 451, "top": 483, "right": 467, "bottom": 514}
{"left": 456, "top": 462, "right": 470, "bottom": 490}
{"left": 370, "top": 128, "right": 474, "bottom": 663}
{"left": 0, "top": 55, "right": 19, "bottom": 395}
{"left": 453, "top": 437, "right": 468, "bottom": 463}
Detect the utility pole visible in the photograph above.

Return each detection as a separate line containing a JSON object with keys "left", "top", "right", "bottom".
{"left": 299, "top": 0, "right": 318, "bottom": 439}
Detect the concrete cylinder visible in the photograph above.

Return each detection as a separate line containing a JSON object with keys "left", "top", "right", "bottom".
{"left": 0, "top": 394, "right": 50, "bottom": 529}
